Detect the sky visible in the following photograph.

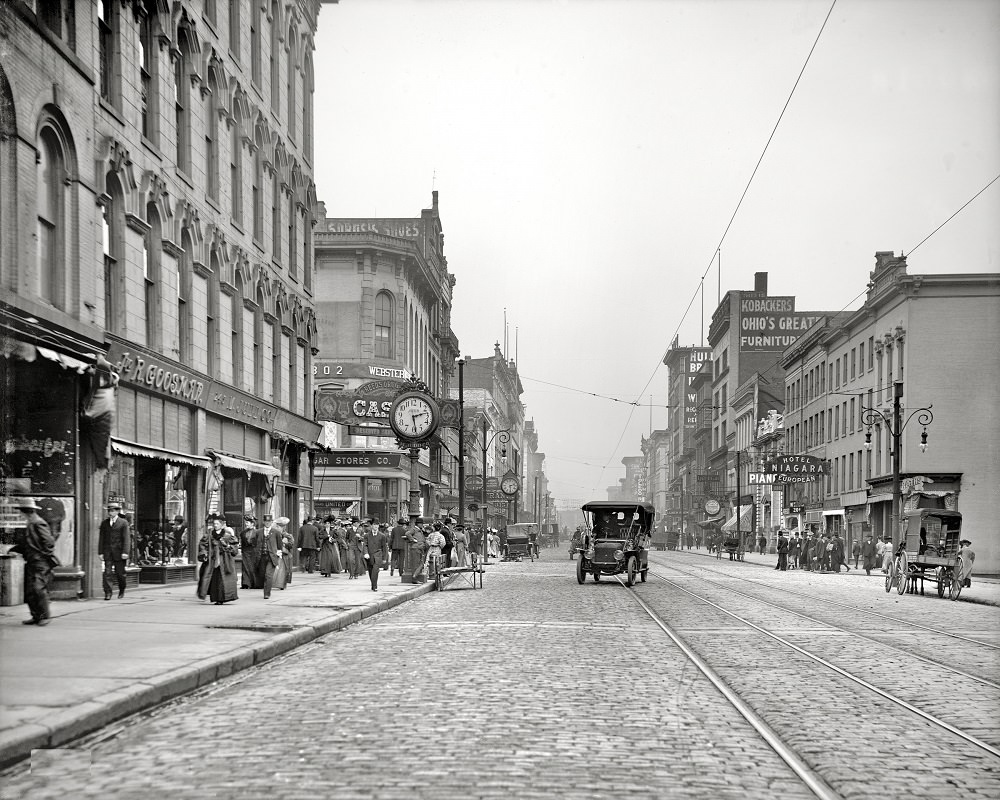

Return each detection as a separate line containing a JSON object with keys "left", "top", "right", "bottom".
{"left": 311, "top": 0, "right": 1000, "bottom": 512}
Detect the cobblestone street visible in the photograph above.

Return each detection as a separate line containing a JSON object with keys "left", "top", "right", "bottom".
{"left": 2, "top": 551, "right": 998, "bottom": 799}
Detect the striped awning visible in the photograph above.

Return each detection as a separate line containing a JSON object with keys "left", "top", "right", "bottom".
{"left": 209, "top": 451, "right": 280, "bottom": 479}
{"left": 722, "top": 504, "right": 753, "bottom": 533}
{"left": 112, "top": 438, "right": 212, "bottom": 469}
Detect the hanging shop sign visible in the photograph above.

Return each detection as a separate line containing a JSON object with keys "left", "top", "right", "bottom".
{"left": 316, "top": 390, "right": 462, "bottom": 430}
{"left": 763, "top": 454, "right": 830, "bottom": 479}
{"left": 465, "top": 475, "right": 484, "bottom": 492}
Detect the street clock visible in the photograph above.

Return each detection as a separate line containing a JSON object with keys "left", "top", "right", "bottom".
{"left": 500, "top": 474, "right": 520, "bottom": 496}
{"left": 388, "top": 391, "right": 440, "bottom": 442}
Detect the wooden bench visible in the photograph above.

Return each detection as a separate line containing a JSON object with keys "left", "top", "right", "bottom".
{"left": 435, "top": 566, "right": 485, "bottom": 591}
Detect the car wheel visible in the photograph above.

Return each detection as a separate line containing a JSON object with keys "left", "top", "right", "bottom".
{"left": 626, "top": 556, "right": 637, "bottom": 587}
{"left": 576, "top": 556, "right": 586, "bottom": 584}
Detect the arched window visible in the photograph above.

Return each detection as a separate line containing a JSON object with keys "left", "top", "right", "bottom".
{"left": 36, "top": 125, "right": 68, "bottom": 310}
{"left": 103, "top": 172, "right": 125, "bottom": 334}
{"left": 286, "top": 24, "right": 296, "bottom": 141}
{"left": 98, "top": 0, "right": 117, "bottom": 104}
{"left": 232, "top": 271, "right": 244, "bottom": 386}
{"left": 228, "top": 0, "right": 240, "bottom": 56}
{"left": 252, "top": 127, "right": 264, "bottom": 241}
{"left": 139, "top": 2, "right": 158, "bottom": 143}
{"left": 250, "top": 0, "right": 261, "bottom": 86}
{"left": 144, "top": 202, "right": 162, "bottom": 348}
{"left": 206, "top": 68, "right": 220, "bottom": 200}
{"left": 208, "top": 251, "right": 221, "bottom": 373}
{"left": 287, "top": 190, "right": 296, "bottom": 278}
{"left": 174, "top": 31, "right": 191, "bottom": 173}
{"left": 271, "top": 169, "right": 281, "bottom": 263}
{"left": 254, "top": 287, "right": 265, "bottom": 394}
{"left": 302, "top": 204, "right": 311, "bottom": 292}
{"left": 179, "top": 229, "right": 194, "bottom": 362}
{"left": 375, "top": 291, "right": 393, "bottom": 358}
{"left": 270, "top": 1, "right": 280, "bottom": 116}
{"left": 230, "top": 104, "right": 243, "bottom": 224}
{"left": 303, "top": 53, "right": 313, "bottom": 160}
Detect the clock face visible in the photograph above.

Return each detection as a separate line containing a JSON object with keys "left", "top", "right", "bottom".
{"left": 389, "top": 393, "right": 438, "bottom": 440}
{"left": 704, "top": 499, "right": 721, "bottom": 516}
{"left": 501, "top": 477, "right": 519, "bottom": 496}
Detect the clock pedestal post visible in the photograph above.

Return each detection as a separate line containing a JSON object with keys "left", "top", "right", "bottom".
{"left": 403, "top": 445, "right": 422, "bottom": 584}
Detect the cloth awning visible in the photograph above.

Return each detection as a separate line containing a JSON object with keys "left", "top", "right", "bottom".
{"left": 209, "top": 451, "right": 281, "bottom": 479}
{"left": 112, "top": 438, "right": 212, "bottom": 468}
{"left": 822, "top": 509, "right": 844, "bottom": 517}
{"left": 722, "top": 505, "right": 753, "bottom": 533}
{"left": 866, "top": 493, "right": 893, "bottom": 505}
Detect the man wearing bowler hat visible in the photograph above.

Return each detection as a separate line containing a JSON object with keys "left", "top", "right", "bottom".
{"left": 98, "top": 501, "right": 132, "bottom": 600}
{"left": 254, "top": 514, "right": 283, "bottom": 599}
{"left": 12, "top": 498, "right": 58, "bottom": 625}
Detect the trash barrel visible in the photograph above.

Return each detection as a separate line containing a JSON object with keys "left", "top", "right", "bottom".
{"left": 0, "top": 554, "right": 25, "bottom": 606}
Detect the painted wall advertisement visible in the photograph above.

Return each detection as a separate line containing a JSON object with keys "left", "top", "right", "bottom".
{"left": 684, "top": 348, "right": 711, "bottom": 429}
{"left": 739, "top": 295, "right": 822, "bottom": 351}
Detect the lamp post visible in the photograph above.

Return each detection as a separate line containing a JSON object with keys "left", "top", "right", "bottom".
{"left": 862, "top": 380, "right": 933, "bottom": 548}
{"left": 457, "top": 358, "right": 465, "bottom": 527}
{"left": 479, "top": 417, "right": 510, "bottom": 565}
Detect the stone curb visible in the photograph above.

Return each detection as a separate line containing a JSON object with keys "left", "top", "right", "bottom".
{"left": 0, "top": 582, "right": 435, "bottom": 770}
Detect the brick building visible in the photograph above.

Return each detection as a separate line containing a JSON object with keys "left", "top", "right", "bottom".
{"left": 1, "top": 0, "right": 322, "bottom": 597}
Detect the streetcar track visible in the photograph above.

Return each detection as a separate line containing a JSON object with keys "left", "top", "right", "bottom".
{"left": 648, "top": 562, "right": 1000, "bottom": 691}
{"left": 616, "top": 574, "right": 841, "bottom": 800}
{"left": 636, "top": 570, "right": 1000, "bottom": 761}
{"left": 652, "top": 553, "right": 1000, "bottom": 650}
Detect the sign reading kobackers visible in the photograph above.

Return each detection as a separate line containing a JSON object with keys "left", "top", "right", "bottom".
{"left": 738, "top": 295, "right": 822, "bottom": 351}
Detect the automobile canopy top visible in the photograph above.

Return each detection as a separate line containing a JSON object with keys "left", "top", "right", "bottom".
{"left": 581, "top": 501, "right": 655, "bottom": 538}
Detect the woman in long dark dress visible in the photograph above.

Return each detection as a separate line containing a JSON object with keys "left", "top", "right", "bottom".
{"left": 197, "top": 514, "right": 239, "bottom": 604}
{"left": 318, "top": 517, "right": 342, "bottom": 576}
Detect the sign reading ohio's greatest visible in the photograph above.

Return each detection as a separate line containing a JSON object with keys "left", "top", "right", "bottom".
{"left": 739, "top": 295, "right": 822, "bottom": 351}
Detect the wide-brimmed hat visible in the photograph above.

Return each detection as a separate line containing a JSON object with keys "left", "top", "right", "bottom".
{"left": 207, "top": 512, "right": 225, "bottom": 522}
{"left": 960, "top": 539, "right": 972, "bottom": 546}
{"left": 17, "top": 498, "right": 42, "bottom": 511}
{"left": 173, "top": 515, "right": 185, "bottom": 523}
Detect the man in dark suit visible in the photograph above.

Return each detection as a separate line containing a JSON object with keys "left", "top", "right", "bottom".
{"left": 13, "top": 498, "right": 58, "bottom": 625}
{"left": 254, "top": 514, "right": 282, "bottom": 599}
{"left": 363, "top": 523, "right": 390, "bottom": 591}
{"left": 297, "top": 516, "right": 320, "bottom": 574}
{"left": 98, "top": 501, "right": 132, "bottom": 600}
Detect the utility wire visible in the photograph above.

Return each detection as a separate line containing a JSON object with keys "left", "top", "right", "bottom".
{"left": 906, "top": 173, "right": 1000, "bottom": 257}
{"left": 552, "top": 0, "right": 838, "bottom": 489}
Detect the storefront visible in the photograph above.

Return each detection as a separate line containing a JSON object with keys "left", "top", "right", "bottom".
{"left": 1, "top": 311, "right": 109, "bottom": 599}
{"left": 313, "top": 450, "right": 410, "bottom": 523}
{"left": 107, "top": 339, "right": 320, "bottom": 589}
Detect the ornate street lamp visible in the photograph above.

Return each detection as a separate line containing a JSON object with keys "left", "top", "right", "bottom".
{"left": 861, "top": 381, "right": 933, "bottom": 547}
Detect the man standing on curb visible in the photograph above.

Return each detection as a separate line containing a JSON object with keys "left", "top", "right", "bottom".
{"left": 255, "top": 514, "right": 282, "bottom": 599}
{"left": 297, "top": 515, "right": 320, "bottom": 574}
{"left": 389, "top": 517, "right": 407, "bottom": 577}
{"left": 12, "top": 499, "right": 58, "bottom": 625}
{"left": 363, "top": 523, "right": 389, "bottom": 591}
{"left": 98, "top": 501, "right": 131, "bottom": 600}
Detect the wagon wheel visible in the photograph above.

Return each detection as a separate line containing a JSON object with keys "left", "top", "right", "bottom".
{"left": 950, "top": 559, "right": 964, "bottom": 601}
{"left": 895, "top": 552, "right": 909, "bottom": 595}
{"left": 884, "top": 560, "right": 895, "bottom": 593}
{"left": 576, "top": 556, "right": 587, "bottom": 584}
{"left": 936, "top": 567, "right": 948, "bottom": 598}
{"left": 626, "top": 556, "right": 637, "bottom": 587}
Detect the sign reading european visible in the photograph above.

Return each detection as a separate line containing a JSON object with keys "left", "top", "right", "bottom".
{"left": 763, "top": 454, "right": 829, "bottom": 482}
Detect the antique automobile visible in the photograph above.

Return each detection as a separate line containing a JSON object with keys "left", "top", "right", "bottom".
{"left": 503, "top": 523, "right": 537, "bottom": 562}
{"left": 576, "top": 501, "right": 654, "bottom": 586}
